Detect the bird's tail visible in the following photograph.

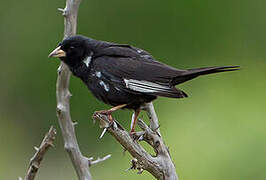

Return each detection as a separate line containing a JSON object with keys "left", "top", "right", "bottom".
{"left": 172, "top": 66, "right": 240, "bottom": 85}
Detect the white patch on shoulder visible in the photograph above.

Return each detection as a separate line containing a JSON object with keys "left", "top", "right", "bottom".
{"left": 99, "top": 80, "right": 110, "bottom": 92}
{"left": 124, "top": 79, "right": 171, "bottom": 93}
{"left": 83, "top": 56, "right": 92, "bottom": 67}
{"left": 96, "top": 71, "right": 102, "bottom": 78}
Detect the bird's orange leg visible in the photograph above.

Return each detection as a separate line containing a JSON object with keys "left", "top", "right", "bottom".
{"left": 96, "top": 104, "right": 127, "bottom": 122}
{"left": 130, "top": 108, "right": 141, "bottom": 133}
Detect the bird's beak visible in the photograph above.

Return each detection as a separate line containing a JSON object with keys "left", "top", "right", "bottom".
{"left": 48, "top": 46, "right": 66, "bottom": 58}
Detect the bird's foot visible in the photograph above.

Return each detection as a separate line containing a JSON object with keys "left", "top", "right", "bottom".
{"left": 93, "top": 112, "right": 114, "bottom": 129}
{"left": 95, "top": 110, "right": 114, "bottom": 123}
{"left": 93, "top": 111, "right": 116, "bottom": 139}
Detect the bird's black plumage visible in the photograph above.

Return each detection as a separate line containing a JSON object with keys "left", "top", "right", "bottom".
{"left": 49, "top": 35, "right": 239, "bottom": 113}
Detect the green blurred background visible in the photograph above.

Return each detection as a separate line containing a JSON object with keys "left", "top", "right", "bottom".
{"left": 1, "top": 0, "right": 265, "bottom": 179}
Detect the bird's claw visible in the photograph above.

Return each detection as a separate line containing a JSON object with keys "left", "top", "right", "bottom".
{"left": 93, "top": 111, "right": 115, "bottom": 139}
{"left": 94, "top": 110, "right": 114, "bottom": 122}
{"left": 93, "top": 112, "right": 113, "bottom": 126}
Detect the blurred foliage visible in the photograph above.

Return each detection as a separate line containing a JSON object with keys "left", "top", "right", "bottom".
{"left": 0, "top": 0, "right": 266, "bottom": 179}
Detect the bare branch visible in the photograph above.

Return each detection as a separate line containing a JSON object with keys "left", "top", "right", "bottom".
{"left": 22, "top": 126, "right": 56, "bottom": 180}
{"left": 55, "top": 0, "right": 111, "bottom": 179}
{"left": 143, "top": 102, "right": 161, "bottom": 135}
{"left": 93, "top": 109, "right": 179, "bottom": 180}
{"left": 55, "top": 0, "right": 94, "bottom": 180}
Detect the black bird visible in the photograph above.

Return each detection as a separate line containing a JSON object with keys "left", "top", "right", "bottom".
{"left": 49, "top": 35, "right": 239, "bottom": 133}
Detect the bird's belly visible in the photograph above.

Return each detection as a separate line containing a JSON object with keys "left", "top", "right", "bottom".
{"left": 86, "top": 77, "right": 155, "bottom": 109}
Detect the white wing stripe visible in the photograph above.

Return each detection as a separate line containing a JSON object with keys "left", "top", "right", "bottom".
{"left": 128, "top": 85, "right": 156, "bottom": 93}
{"left": 126, "top": 79, "right": 171, "bottom": 89}
{"left": 129, "top": 83, "right": 171, "bottom": 92}
{"left": 124, "top": 79, "right": 172, "bottom": 93}
{"left": 129, "top": 82, "right": 170, "bottom": 90}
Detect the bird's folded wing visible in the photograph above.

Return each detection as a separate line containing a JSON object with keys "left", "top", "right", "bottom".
{"left": 92, "top": 55, "right": 187, "bottom": 98}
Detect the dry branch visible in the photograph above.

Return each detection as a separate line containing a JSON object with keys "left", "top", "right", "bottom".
{"left": 56, "top": 0, "right": 93, "bottom": 179}
{"left": 93, "top": 103, "right": 179, "bottom": 180}
{"left": 55, "top": 0, "right": 110, "bottom": 180}
{"left": 20, "top": 126, "right": 56, "bottom": 180}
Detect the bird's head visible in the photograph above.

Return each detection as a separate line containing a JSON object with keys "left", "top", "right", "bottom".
{"left": 48, "top": 35, "right": 92, "bottom": 66}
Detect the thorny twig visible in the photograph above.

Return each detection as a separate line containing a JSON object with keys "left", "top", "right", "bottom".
{"left": 93, "top": 103, "right": 179, "bottom": 180}
{"left": 19, "top": 126, "right": 56, "bottom": 180}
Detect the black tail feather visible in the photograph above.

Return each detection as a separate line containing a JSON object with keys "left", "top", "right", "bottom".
{"left": 153, "top": 87, "right": 188, "bottom": 98}
{"left": 172, "top": 66, "right": 240, "bottom": 85}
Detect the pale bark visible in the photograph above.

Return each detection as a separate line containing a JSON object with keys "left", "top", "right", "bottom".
{"left": 56, "top": 1, "right": 110, "bottom": 179}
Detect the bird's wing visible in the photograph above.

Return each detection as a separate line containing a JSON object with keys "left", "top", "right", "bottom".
{"left": 92, "top": 53, "right": 188, "bottom": 98}
{"left": 93, "top": 44, "right": 187, "bottom": 82}
{"left": 92, "top": 44, "right": 239, "bottom": 98}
